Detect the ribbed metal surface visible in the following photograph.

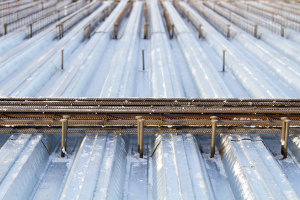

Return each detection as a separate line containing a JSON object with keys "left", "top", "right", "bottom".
{"left": 216, "top": 134, "right": 299, "bottom": 199}
{"left": 0, "top": 132, "right": 297, "bottom": 199}
{"left": 0, "top": 0, "right": 299, "bottom": 198}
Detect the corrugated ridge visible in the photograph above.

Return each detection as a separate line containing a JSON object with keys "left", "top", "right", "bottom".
{"left": 106, "top": 135, "right": 127, "bottom": 200}
{"left": 0, "top": 134, "right": 59, "bottom": 200}
{"left": 173, "top": 135, "right": 195, "bottom": 199}
{"left": 122, "top": 134, "right": 149, "bottom": 200}
{"left": 152, "top": 134, "right": 215, "bottom": 200}
{"left": 260, "top": 135, "right": 300, "bottom": 197}
{"left": 217, "top": 134, "right": 300, "bottom": 200}
{"left": 0, "top": 134, "right": 31, "bottom": 183}
{"left": 253, "top": 138, "right": 299, "bottom": 199}
{"left": 77, "top": 135, "right": 108, "bottom": 199}
{"left": 31, "top": 134, "right": 84, "bottom": 200}
{"left": 93, "top": 134, "right": 127, "bottom": 199}
{"left": 216, "top": 134, "right": 257, "bottom": 200}
{"left": 165, "top": 2, "right": 233, "bottom": 98}
{"left": 152, "top": 135, "right": 167, "bottom": 200}
{"left": 150, "top": 0, "right": 183, "bottom": 98}
{"left": 289, "top": 135, "right": 300, "bottom": 163}
{"left": 240, "top": 139, "right": 291, "bottom": 199}
{"left": 182, "top": 134, "right": 215, "bottom": 200}
{"left": 194, "top": 134, "right": 235, "bottom": 200}
{"left": 60, "top": 134, "right": 108, "bottom": 199}
{"left": 158, "top": 134, "right": 182, "bottom": 199}
{"left": 60, "top": 135, "right": 95, "bottom": 199}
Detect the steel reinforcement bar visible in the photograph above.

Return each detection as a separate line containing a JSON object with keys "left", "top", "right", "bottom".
{"left": 0, "top": 97, "right": 299, "bottom": 104}
{"left": 174, "top": 0, "right": 204, "bottom": 38}
{"left": 0, "top": 98, "right": 299, "bottom": 134}
{"left": 220, "top": 1, "right": 285, "bottom": 37}
{"left": 205, "top": 2, "right": 258, "bottom": 38}
{"left": 1, "top": 127, "right": 299, "bottom": 135}
{"left": 27, "top": 0, "right": 86, "bottom": 38}
{"left": 0, "top": 1, "right": 37, "bottom": 19}
{"left": 2, "top": 4, "right": 57, "bottom": 35}
{"left": 56, "top": 0, "right": 102, "bottom": 39}
{"left": 0, "top": 106, "right": 299, "bottom": 114}
{"left": 189, "top": 0, "right": 231, "bottom": 38}
{"left": 237, "top": 2, "right": 300, "bottom": 32}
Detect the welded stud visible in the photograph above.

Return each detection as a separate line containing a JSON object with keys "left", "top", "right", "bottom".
{"left": 210, "top": 119, "right": 218, "bottom": 158}
{"left": 4, "top": 23, "right": 7, "bottom": 35}
{"left": 227, "top": 25, "right": 230, "bottom": 38}
{"left": 136, "top": 116, "right": 142, "bottom": 153}
{"left": 142, "top": 49, "right": 145, "bottom": 70}
{"left": 61, "top": 24, "right": 64, "bottom": 38}
{"left": 254, "top": 25, "right": 258, "bottom": 38}
{"left": 138, "top": 119, "right": 145, "bottom": 158}
{"left": 170, "top": 24, "right": 174, "bottom": 39}
{"left": 199, "top": 24, "right": 202, "bottom": 38}
{"left": 61, "top": 49, "right": 64, "bottom": 70}
{"left": 281, "top": 25, "right": 284, "bottom": 37}
{"left": 283, "top": 119, "right": 291, "bottom": 159}
{"left": 281, "top": 117, "right": 287, "bottom": 155}
{"left": 60, "top": 119, "right": 68, "bottom": 157}
{"left": 29, "top": 23, "right": 33, "bottom": 38}
{"left": 144, "top": 23, "right": 148, "bottom": 39}
{"left": 88, "top": 24, "right": 91, "bottom": 39}
{"left": 114, "top": 23, "right": 118, "bottom": 39}
{"left": 223, "top": 50, "right": 226, "bottom": 72}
